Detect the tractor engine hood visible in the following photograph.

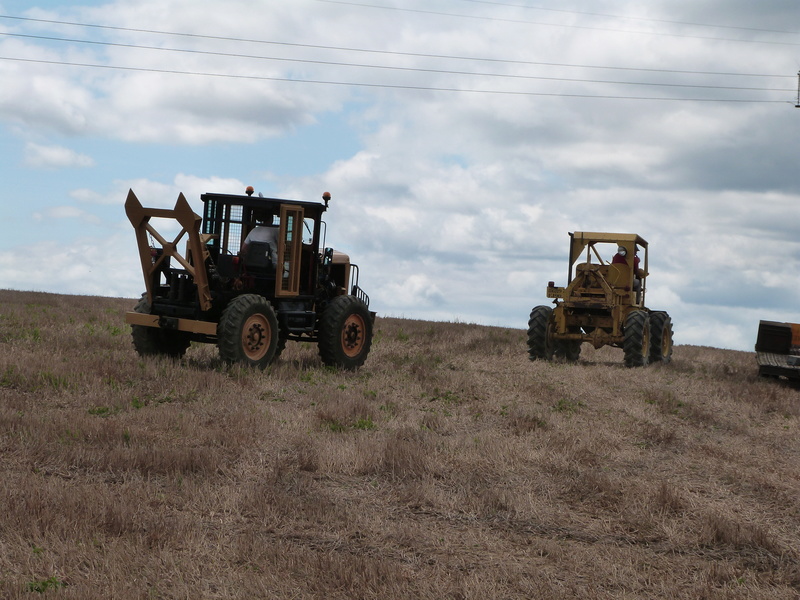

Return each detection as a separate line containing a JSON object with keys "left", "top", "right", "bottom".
{"left": 329, "top": 250, "right": 350, "bottom": 265}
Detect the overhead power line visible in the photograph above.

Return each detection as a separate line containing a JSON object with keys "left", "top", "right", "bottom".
{"left": 1, "top": 32, "right": 791, "bottom": 94}
{"left": 450, "top": 0, "right": 800, "bottom": 36}
{"left": 0, "top": 14, "right": 793, "bottom": 79}
{"left": 0, "top": 13, "right": 793, "bottom": 103}
{"left": 0, "top": 55, "right": 789, "bottom": 104}
{"left": 312, "top": 0, "right": 800, "bottom": 47}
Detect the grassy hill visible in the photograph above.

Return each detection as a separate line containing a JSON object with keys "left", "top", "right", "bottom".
{"left": 0, "top": 289, "right": 798, "bottom": 599}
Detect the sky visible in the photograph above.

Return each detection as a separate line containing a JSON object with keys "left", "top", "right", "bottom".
{"left": 1, "top": 0, "right": 799, "bottom": 352}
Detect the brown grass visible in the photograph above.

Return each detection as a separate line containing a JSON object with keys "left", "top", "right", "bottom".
{"left": 1, "top": 289, "right": 799, "bottom": 598}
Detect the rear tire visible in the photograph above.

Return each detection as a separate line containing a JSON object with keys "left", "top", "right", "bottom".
{"left": 527, "top": 305, "right": 555, "bottom": 361}
{"left": 130, "top": 294, "right": 191, "bottom": 358}
{"left": 649, "top": 311, "right": 673, "bottom": 364}
{"left": 318, "top": 295, "right": 373, "bottom": 369}
{"left": 623, "top": 310, "right": 650, "bottom": 368}
{"left": 217, "top": 294, "right": 279, "bottom": 369}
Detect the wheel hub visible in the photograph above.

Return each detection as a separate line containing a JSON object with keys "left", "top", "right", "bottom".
{"left": 242, "top": 314, "right": 270, "bottom": 360}
{"left": 341, "top": 315, "right": 365, "bottom": 358}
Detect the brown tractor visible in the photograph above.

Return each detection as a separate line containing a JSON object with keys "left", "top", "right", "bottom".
{"left": 124, "top": 187, "right": 374, "bottom": 369}
{"left": 527, "top": 232, "right": 673, "bottom": 367}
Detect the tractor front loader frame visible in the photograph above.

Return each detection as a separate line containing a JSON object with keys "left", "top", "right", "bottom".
{"left": 124, "top": 189, "right": 217, "bottom": 336}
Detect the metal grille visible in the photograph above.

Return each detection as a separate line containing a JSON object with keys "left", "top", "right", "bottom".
{"left": 227, "top": 222, "right": 242, "bottom": 254}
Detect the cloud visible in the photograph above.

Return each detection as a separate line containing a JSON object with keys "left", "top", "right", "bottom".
{"left": 0, "top": 233, "right": 142, "bottom": 298}
{"left": 70, "top": 175, "right": 246, "bottom": 208}
{"left": 0, "top": 1, "right": 350, "bottom": 145}
{"left": 31, "top": 205, "right": 103, "bottom": 226}
{"left": 1, "top": 1, "right": 799, "bottom": 352}
{"left": 24, "top": 143, "right": 94, "bottom": 168}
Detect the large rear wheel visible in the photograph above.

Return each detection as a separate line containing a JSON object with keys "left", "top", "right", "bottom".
{"left": 649, "top": 311, "right": 673, "bottom": 364}
{"left": 217, "top": 294, "right": 279, "bottom": 369}
{"left": 318, "top": 295, "right": 373, "bottom": 369}
{"left": 527, "top": 305, "right": 555, "bottom": 361}
{"left": 131, "top": 294, "right": 191, "bottom": 358}
{"left": 623, "top": 310, "right": 650, "bottom": 368}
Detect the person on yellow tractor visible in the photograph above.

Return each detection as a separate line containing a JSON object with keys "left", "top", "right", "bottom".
{"left": 612, "top": 244, "right": 645, "bottom": 293}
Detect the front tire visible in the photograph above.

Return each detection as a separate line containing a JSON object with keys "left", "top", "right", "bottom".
{"left": 217, "top": 294, "right": 279, "bottom": 369}
{"left": 131, "top": 294, "right": 191, "bottom": 358}
{"left": 527, "top": 305, "right": 555, "bottom": 361}
{"left": 623, "top": 310, "right": 650, "bottom": 368}
{"left": 649, "top": 311, "right": 673, "bottom": 364}
{"left": 318, "top": 295, "right": 373, "bottom": 369}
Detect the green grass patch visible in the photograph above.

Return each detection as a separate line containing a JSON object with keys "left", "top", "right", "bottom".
{"left": 27, "top": 576, "right": 65, "bottom": 593}
{"left": 552, "top": 398, "right": 584, "bottom": 414}
{"left": 353, "top": 416, "right": 376, "bottom": 430}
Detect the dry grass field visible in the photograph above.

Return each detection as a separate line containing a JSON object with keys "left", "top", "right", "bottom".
{"left": 0, "top": 289, "right": 799, "bottom": 599}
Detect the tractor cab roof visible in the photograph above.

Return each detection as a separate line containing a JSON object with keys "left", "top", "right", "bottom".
{"left": 569, "top": 231, "right": 648, "bottom": 266}
{"left": 570, "top": 231, "right": 648, "bottom": 247}
{"left": 200, "top": 192, "right": 329, "bottom": 220}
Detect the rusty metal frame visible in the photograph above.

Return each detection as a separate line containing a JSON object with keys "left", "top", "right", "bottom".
{"left": 124, "top": 189, "right": 213, "bottom": 312}
{"left": 275, "top": 204, "right": 304, "bottom": 297}
{"left": 125, "top": 311, "right": 217, "bottom": 336}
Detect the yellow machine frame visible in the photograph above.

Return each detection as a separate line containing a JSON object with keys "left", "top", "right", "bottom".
{"left": 546, "top": 232, "right": 649, "bottom": 349}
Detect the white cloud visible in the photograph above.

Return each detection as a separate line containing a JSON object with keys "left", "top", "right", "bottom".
{"left": 0, "top": 1, "right": 349, "bottom": 145}
{"left": 381, "top": 274, "right": 446, "bottom": 309}
{"left": 69, "top": 175, "right": 246, "bottom": 208}
{"left": 0, "top": 233, "right": 142, "bottom": 298}
{"left": 1, "top": 1, "right": 799, "bottom": 352}
{"left": 24, "top": 143, "right": 94, "bottom": 168}
{"left": 32, "top": 205, "right": 102, "bottom": 225}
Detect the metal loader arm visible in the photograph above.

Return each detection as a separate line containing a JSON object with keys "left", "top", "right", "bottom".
{"left": 125, "top": 189, "right": 213, "bottom": 312}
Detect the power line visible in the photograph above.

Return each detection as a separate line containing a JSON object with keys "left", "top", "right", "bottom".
{"left": 0, "top": 15, "right": 792, "bottom": 80}
{"left": 0, "top": 55, "right": 789, "bottom": 104}
{"left": 1, "top": 32, "right": 791, "bottom": 94}
{"left": 450, "top": 0, "right": 800, "bottom": 36}
{"left": 312, "top": 0, "right": 800, "bottom": 47}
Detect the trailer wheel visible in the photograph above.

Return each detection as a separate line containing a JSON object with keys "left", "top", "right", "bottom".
{"left": 131, "top": 294, "right": 191, "bottom": 358}
{"left": 623, "top": 310, "right": 650, "bottom": 368}
{"left": 217, "top": 294, "right": 279, "bottom": 369}
{"left": 318, "top": 295, "right": 373, "bottom": 369}
{"left": 649, "top": 311, "right": 673, "bottom": 364}
{"left": 527, "top": 305, "right": 555, "bottom": 361}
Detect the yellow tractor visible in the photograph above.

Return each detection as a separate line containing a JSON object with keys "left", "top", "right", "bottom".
{"left": 527, "top": 232, "right": 673, "bottom": 367}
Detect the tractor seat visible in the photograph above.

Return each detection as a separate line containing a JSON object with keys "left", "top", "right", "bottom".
{"left": 605, "top": 263, "right": 628, "bottom": 287}
{"left": 244, "top": 241, "right": 276, "bottom": 271}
